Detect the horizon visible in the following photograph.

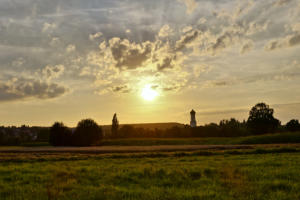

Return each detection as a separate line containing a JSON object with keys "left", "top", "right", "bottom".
{"left": 1, "top": 0, "right": 300, "bottom": 126}
{"left": 1, "top": 101, "right": 299, "bottom": 127}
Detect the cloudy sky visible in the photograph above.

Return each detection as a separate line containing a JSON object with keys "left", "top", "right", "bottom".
{"left": 0, "top": 0, "right": 300, "bottom": 126}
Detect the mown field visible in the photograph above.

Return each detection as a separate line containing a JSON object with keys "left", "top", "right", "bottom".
{"left": 1, "top": 149, "right": 300, "bottom": 200}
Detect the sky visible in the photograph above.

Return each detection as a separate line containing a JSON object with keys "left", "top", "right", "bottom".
{"left": 0, "top": 0, "right": 300, "bottom": 126}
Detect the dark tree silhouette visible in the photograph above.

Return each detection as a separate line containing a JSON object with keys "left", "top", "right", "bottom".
{"left": 49, "top": 122, "right": 71, "bottom": 146}
{"left": 111, "top": 113, "right": 119, "bottom": 138}
{"left": 247, "top": 103, "right": 280, "bottom": 134}
{"left": 286, "top": 119, "right": 300, "bottom": 132}
{"left": 119, "top": 125, "right": 135, "bottom": 138}
{"left": 72, "top": 119, "right": 103, "bottom": 146}
{"left": 219, "top": 118, "right": 248, "bottom": 137}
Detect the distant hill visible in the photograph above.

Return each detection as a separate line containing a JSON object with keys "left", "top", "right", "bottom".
{"left": 102, "top": 122, "right": 185, "bottom": 135}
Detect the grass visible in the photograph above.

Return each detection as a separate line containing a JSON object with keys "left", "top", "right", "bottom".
{"left": 0, "top": 150, "right": 300, "bottom": 199}
{"left": 2, "top": 131, "right": 300, "bottom": 148}
{"left": 100, "top": 131, "right": 300, "bottom": 146}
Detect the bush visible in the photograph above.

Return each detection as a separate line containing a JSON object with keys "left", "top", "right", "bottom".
{"left": 72, "top": 119, "right": 103, "bottom": 146}
{"left": 49, "top": 122, "right": 72, "bottom": 146}
{"left": 286, "top": 119, "right": 300, "bottom": 132}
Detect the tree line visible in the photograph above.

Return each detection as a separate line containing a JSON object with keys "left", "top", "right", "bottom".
{"left": 49, "top": 102, "right": 300, "bottom": 146}
{"left": 1, "top": 102, "right": 300, "bottom": 146}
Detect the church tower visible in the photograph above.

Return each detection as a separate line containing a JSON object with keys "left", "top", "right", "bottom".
{"left": 190, "top": 109, "right": 197, "bottom": 127}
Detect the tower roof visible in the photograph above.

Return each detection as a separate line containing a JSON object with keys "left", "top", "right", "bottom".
{"left": 190, "top": 109, "right": 196, "bottom": 114}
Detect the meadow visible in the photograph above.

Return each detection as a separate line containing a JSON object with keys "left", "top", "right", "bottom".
{"left": 7, "top": 131, "right": 300, "bottom": 147}
{"left": 0, "top": 149, "right": 300, "bottom": 200}
{"left": 93, "top": 131, "right": 300, "bottom": 146}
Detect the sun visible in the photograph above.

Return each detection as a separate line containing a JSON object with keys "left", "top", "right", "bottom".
{"left": 141, "top": 84, "right": 158, "bottom": 101}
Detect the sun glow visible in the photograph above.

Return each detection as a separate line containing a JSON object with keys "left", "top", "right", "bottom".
{"left": 141, "top": 84, "right": 158, "bottom": 101}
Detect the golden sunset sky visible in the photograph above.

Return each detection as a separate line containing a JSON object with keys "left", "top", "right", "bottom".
{"left": 0, "top": 0, "right": 300, "bottom": 126}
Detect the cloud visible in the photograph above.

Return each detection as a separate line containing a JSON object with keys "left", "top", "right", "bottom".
{"left": 291, "top": 23, "right": 300, "bottom": 32}
{"left": 2, "top": 0, "right": 298, "bottom": 101}
{"left": 175, "top": 30, "right": 199, "bottom": 51}
{"left": 273, "top": 0, "right": 292, "bottom": 7}
{"left": 208, "top": 32, "right": 235, "bottom": 54}
{"left": 198, "top": 18, "right": 207, "bottom": 24}
{"left": 41, "top": 65, "right": 65, "bottom": 81}
{"left": 178, "top": 0, "right": 198, "bottom": 14}
{"left": 101, "top": 38, "right": 153, "bottom": 69}
{"left": 42, "top": 22, "right": 57, "bottom": 33}
{"left": 241, "top": 41, "right": 253, "bottom": 54}
{"left": 158, "top": 25, "right": 173, "bottom": 38}
{"left": 0, "top": 77, "right": 68, "bottom": 102}
{"left": 162, "top": 85, "right": 180, "bottom": 91}
{"left": 157, "top": 57, "right": 174, "bottom": 71}
{"left": 193, "top": 64, "right": 212, "bottom": 78}
{"left": 265, "top": 33, "right": 300, "bottom": 51}
{"left": 111, "top": 39, "right": 152, "bottom": 69}
{"left": 112, "top": 85, "right": 131, "bottom": 93}
{"left": 202, "top": 67, "right": 300, "bottom": 89}
{"left": 289, "top": 34, "right": 300, "bottom": 46}
{"left": 49, "top": 37, "right": 60, "bottom": 47}
{"left": 66, "top": 44, "right": 76, "bottom": 53}
{"left": 182, "top": 26, "right": 193, "bottom": 33}
{"left": 89, "top": 32, "right": 103, "bottom": 41}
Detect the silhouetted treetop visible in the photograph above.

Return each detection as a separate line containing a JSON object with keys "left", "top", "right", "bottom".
{"left": 286, "top": 119, "right": 300, "bottom": 132}
{"left": 112, "top": 113, "right": 119, "bottom": 137}
{"left": 49, "top": 122, "right": 71, "bottom": 146}
{"left": 72, "top": 119, "right": 103, "bottom": 146}
{"left": 247, "top": 103, "right": 280, "bottom": 134}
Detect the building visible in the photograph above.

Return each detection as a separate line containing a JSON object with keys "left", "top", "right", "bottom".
{"left": 190, "top": 109, "right": 197, "bottom": 127}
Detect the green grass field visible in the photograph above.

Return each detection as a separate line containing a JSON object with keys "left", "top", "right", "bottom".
{"left": 12, "top": 131, "right": 300, "bottom": 147}
{"left": 1, "top": 150, "right": 300, "bottom": 200}
{"left": 100, "top": 131, "right": 300, "bottom": 146}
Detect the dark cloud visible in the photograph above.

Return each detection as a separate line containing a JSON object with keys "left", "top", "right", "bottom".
{"left": 265, "top": 41, "right": 279, "bottom": 51}
{"left": 110, "top": 38, "right": 152, "bottom": 69}
{"left": 209, "top": 32, "right": 235, "bottom": 54}
{"left": 0, "top": 77, "right": 68, "bottom": 102}
{"left": 265, "top": 33, "right": 300, "bottom": 51}
{"left": 175, "top": 30, "right": 199, "bottom": 51}
{"left": 112, "top": 85, "right": 130, "bottom": 93}
{"left": 289, "top": 34, "right": 300, "bottom": 46}
{"left": 163, "top": 86, "right": 180, "bottom": 91}
{"left": 42, "top": 65, "right": 65, "bottom": 80}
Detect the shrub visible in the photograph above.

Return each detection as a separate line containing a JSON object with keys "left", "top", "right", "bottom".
{"left": 286, "top": 119, "right": 300, "bottom": 132}
{"left": 49, "top": 122, "right": 72, "bottom": 146}
{"left": 72, "top": 119, "right": 103, "bottom": 146}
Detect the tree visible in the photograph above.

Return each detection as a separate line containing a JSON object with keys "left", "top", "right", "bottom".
{"left": 119, "top": 125, "right": 135, "bottom": 138}
{"left": 247, "top": 103, "right": 280, "bottom": 134}
{"left": 286, "top": 119, "right": 300, "bottom": 132}
{"left": 111, "top": 113, "right": 119, "bottom": 138}
{"left": 49, "top": 122, "right": 71, "bottom": 146}
{"left": 219, "top": 118, "right": 246, "bottom": 137}
{"left": 72, "top": 119, "right": 103, "bottom": 146}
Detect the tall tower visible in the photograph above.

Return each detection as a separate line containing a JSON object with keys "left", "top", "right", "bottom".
{"left": 190, "top": 109, "right": 197, "bottom": 127}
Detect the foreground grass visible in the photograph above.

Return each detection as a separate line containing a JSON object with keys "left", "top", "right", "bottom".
{"left": 0, "top": 151, "right": 300, "bottom": 200}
